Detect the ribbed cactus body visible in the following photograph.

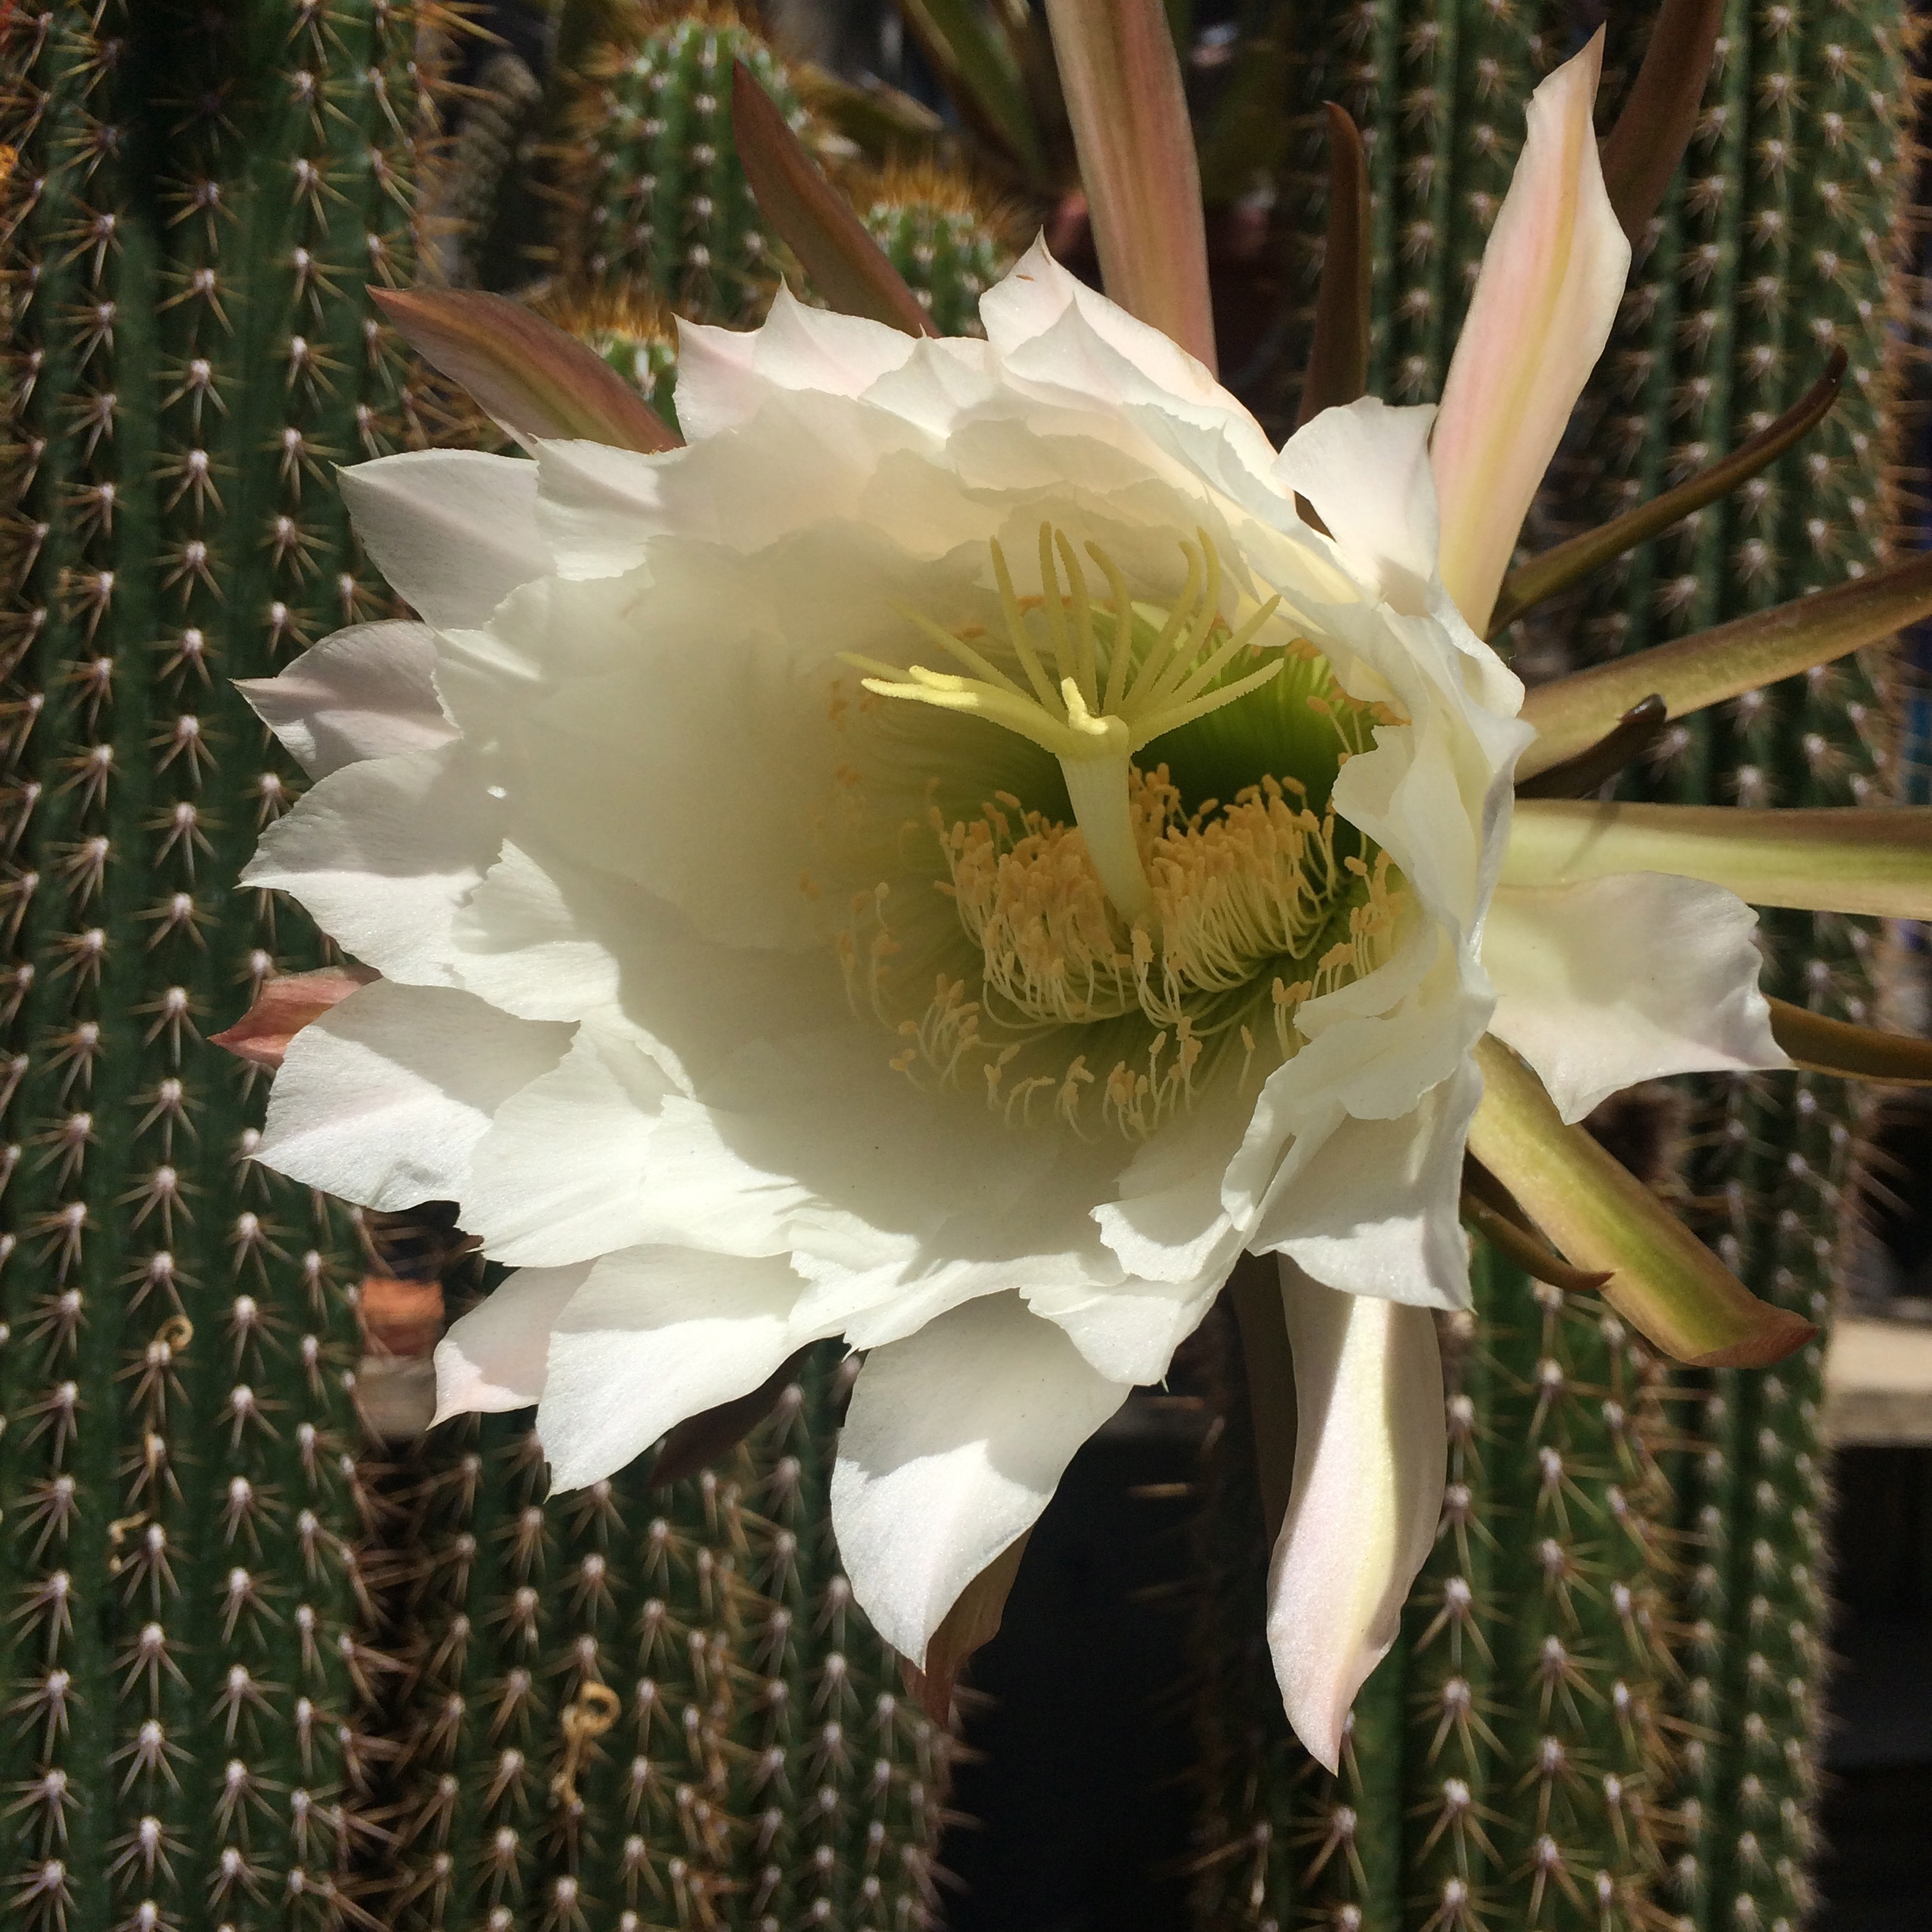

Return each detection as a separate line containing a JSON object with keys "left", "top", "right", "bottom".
{"left": 561, "top": 2, "right": 804, "bottom": 321}
{"left": 1189, "top": 1253, "right": 1680, "bottom": 1931}
{"left": 365, "top": 12, "right": 954, "bottom": 1923}
{"left": 1185, "top": 3, "right": 1909, "bottom": 1927}
{"left": 0, "top": 2, "right": 433, "bottom": 1924}
{"left": 377, "top": 1331, "right": 946, "bottom": 1930}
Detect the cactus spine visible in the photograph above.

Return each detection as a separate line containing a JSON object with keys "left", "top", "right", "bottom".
{"left": 1182, "top": 3, "right": 1909, "bottom": 1928}
{"left": 559, "top": 1, "right": 807, "bottom": 320}
{"left": 1188, "top": 1249, "right": 1683, "bottom": 1931}
{"left": 2, "top": 6, "right": 953, "bottom": 1929}
{"left": 855, "top": 165, "right": 1015, "bottom": 339}
{"left": 365, "top": 11, "right": 956, "bottom": 1925}
{"left": 0, "top": 2, "right": 438, "bottom": 1924}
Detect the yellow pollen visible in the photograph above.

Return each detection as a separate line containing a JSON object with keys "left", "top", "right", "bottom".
{"left": 841, "top": 524, "right": 1296, "bottom": 925}
{"left": 822, "top": 536, "right": 1407, "bottom": 1139}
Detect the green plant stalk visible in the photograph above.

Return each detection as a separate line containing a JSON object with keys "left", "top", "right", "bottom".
{"left": 0, "top": 2, "right": 438, "bottom": 1923}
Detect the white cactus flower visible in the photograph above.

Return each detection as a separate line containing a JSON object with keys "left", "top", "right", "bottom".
{"left": 236, "top": 36, "right": 1789, "bottom": 1770}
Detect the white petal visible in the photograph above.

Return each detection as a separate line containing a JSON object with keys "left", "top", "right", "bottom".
{"left": 462, "top": 1020, "right": 678, "bottom": 1267}
{"left": 517, "top": 619, "right": 827, "bottom": 953}
{"left": 981, "top": 236, "right": 1226, "bottom": 417}
{"left": 257, "top": 979, "right": 571, "bottom": 1211}
{"left": 830, "top": 1294, "right": 1129, "bottom": 1664}
{"left": 448, "top": 842, "right": 625, "bottom": 1021}
{"left": 674, "top": 286, "right": 919, "bottom": 441}
{"left": 536, "top": 1248, "right": 812, "bottom": 1489}
{"left": 1258, "top": 1058, "right": 1481, "bottom": 1309}
{"left": 338, "top": 450, "right": 552, "bottom": 629}
{"left": 530, "top": 438, "right": 680, "bottom": 579}
{"left": 977, "top": 239, "right": 1281, "bottom": 491}
{"left": 669, "top": 318, "right": 760, "bottom": 440}
{"left": 241, "top": 744, "right": 503, "bottom": 987}
{"left": 1431, "top": 32, "right": 1630, "bottom": 630}
{"left": 1020, "top": 1271, "right": 1227, "bottom": 1387}
{"left": 1272, "top": 398, "right": 1440, "bottom": 615}
{"left": 432, "top": 1263, "right": 590, "bottom": 1421}
{"left": 1267, "top": 1265, "right": 1447, "bottom": 1771}
{"left": 533, "top": 395, "right": 937, "bottom": 578}
{"left": 237, "top": 623, "right": 456, "bottom": 777}
{"left": 1484, "top": 874, "right": 1789, "bottom": 1123}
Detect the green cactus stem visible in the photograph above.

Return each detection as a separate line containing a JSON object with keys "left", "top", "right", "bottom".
{"left": 0, "top": 2, "right": 447, "bottom": 1925}
{"left": 855, "top": 162, "right": 1018, "bottom": 339}
{"left": 372, "top": 1310, "right": 949, "bottom": 1932}
{"left": 557, "top": 0, "right": 810, "bottom": 322}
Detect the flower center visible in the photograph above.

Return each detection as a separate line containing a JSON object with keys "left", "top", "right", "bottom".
{"left": 842, "top": 524, "right": 1284, "bottom": 923}
{"left": 825, "top": 525, "right": 1406, "bottom": 1136}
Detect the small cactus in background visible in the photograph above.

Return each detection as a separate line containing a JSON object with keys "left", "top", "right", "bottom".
{"left": 559, "top": 0, "right": 810, "bottom": 320}
{"left": 0, "top": 1, "right": 438, "bottom": 1922}
{"left": 449, "top": 2, "right": 1021, "bottom": 342}
{"left": 855, "top": 163, "right": 1016, "bottom": 338}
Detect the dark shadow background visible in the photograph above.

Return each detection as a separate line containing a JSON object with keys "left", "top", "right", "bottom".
{"left": 940, "top": 1397, "right": 1208, "bottom": 1932}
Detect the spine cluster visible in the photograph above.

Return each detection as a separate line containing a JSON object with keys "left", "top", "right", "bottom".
{"left": 0, "top": 5, "right": 959, "bottom": 1926}
{"left": 1186, "top": 1253, "right": 1683, "bottom": 1932}
{"left": 1578, "top": 6, "right": 1907, "bottom": 1924}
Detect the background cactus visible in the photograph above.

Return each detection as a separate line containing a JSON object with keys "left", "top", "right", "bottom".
{"left": 853, "top": 163, "right": 1014, "bottom": 338}
{"left": 1174, "top": 2, "right": 1908, "bottom": 1927}
{"left": 556, "top": 1, "right": 808, "bottom": 319}
{"left": 0, "top": 2, "right": 436, "bottom": 1924}
{"left": 362, "top": 6, "right": 959, "bottom": 1923}
{"left": 2, "top": 2, "right": 1911, "bottom": 1927}
{"left": 370, "top": 1319, "right": 949, "bottom": 1930}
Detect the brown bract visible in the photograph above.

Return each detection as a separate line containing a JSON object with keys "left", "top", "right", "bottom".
{"left": 210, "top": 964, "right": 379, "bottom": 1071}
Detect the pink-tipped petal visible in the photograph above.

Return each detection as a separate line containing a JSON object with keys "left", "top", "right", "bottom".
{"left": 1266, "top": 1264, "right": 1447, "bottom": 1770}
{"left": 1430, "top": 30, "right": 1630, "bottom": 632}
{"left": 211, "top": 964, "right": 380, "bottom": 1072}
{"left": 1042, "top": 0, "right": 1215, "bottom": 369}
